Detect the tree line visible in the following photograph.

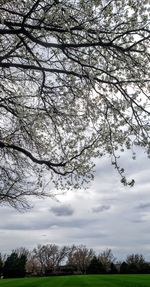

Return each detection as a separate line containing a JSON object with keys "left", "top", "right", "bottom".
{"left": 0, "top": 245, "right": 150, "bottom": 278}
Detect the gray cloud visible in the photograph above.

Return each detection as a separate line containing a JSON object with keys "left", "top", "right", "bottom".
{"left": 50, "top": 205, "right": 74, "bottom": 217}
{"left": 0, "top": 211, "right": 95, "bottom": 231}
{"left": 1, "top": 150, "right": 150, "bottom": 261}
{"left": 136, "top": 203, "right": 150, "bottom": 210}
{"left": 132, "top": 219, "right": 146, "bottom": 224}
{"left": 72, "top": 230, "right": 108, "bottom": 239}
{"left": 92, "top": 205, "right": 111, "bottom": 213}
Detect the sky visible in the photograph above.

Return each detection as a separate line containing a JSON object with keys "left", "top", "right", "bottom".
{"left": 0, "top": 148, "right": 150, "bottom": 261}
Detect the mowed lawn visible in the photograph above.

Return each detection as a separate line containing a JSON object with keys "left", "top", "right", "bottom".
{"left": 0, "top": 275, "right": 150, "bottom": 287}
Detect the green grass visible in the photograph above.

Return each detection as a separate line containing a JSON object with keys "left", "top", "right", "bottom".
{"left": 0, "top": 275, "right": 150, "bottom": 287}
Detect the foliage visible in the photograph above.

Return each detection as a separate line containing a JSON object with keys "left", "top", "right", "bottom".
{"left": 110, "top": 262, "right": 118, "bottom": 274}
{"left": 126, "top": 253, "right": 145, "bottom": 265}
{"left": 3, "top": 252, "right": 27, "bottom": 278}
{"left": 126, "top": 253, "right": 148, "bottom": 274}
{"left": 87, "top": 256, "right": 105, "bottom": 274}
{"left": 0, "top": 254, "right": 3, "bottom": 275}
{"left": 120, "top": 261, "right": 129, "bottom": 274}
{"left": 0, "top": 0, "right": 150, "bottom": 208}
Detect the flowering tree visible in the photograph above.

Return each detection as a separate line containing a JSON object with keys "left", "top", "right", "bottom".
{"left": 0, "top": 0, "right": 149, "bottom": 208}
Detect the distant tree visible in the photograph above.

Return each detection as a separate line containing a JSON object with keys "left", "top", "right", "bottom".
{"left": 67, "top": 245, "right": 95, "bottom": 274}
{"left": 3, "top": 252, "right": 27, "bottom": 278}
{"left": 110, "top": 262, "right": 118, "bottom": 274}
{"left": 140, "top": 262, "right": 150, "bottom": 274}
{"left": 13, "top": 247, "right": 29, "bottom": 276}
{"left": 32, "top": 245, "right": 46, "bottom": 275}
{"left": 13, "top": 247, "right": 29, "bottom": 258}
{"left": 127, "top": 262, "right": 139, "bottom": 274}
{"left": 0, "top": 254, "right": 3, "bottom": 275}
{"left": 98, "top": 249, "right": 116, "bottom": 272}
{"left": 3, "top": 253, "right": 18, "bottom": 278}
{"left": 87, "top": 256, "right": 105, "bottom": 274}
{"left": 120, "top": 261, "right": 129, "bottom": 274}
{"left": 126, "top": 253, "right": 145, "bottom": 266}
{"left": 33, "top": 244, "right": 69, "bottom": 275}
{"left": 126, "top": 253, "right": 146, "bottom": 274}
{"left": 17, "top": 254, "right": 27, "bottom": 277}
{"left": 26, "top": 256, "right": 41, "bottom": 276}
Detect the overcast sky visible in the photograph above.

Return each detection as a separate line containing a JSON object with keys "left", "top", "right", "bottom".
{"left": 1, "top": 148, "right": 150, "bottom": 261}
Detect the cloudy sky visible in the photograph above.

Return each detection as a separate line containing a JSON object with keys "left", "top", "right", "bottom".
{"left": 1, "top": 147, "right": 150, "bottom": 261}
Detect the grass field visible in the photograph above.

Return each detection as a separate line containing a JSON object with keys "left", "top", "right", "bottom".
{"left": 0, "top": 275, "right": 150, "bottom": 287}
